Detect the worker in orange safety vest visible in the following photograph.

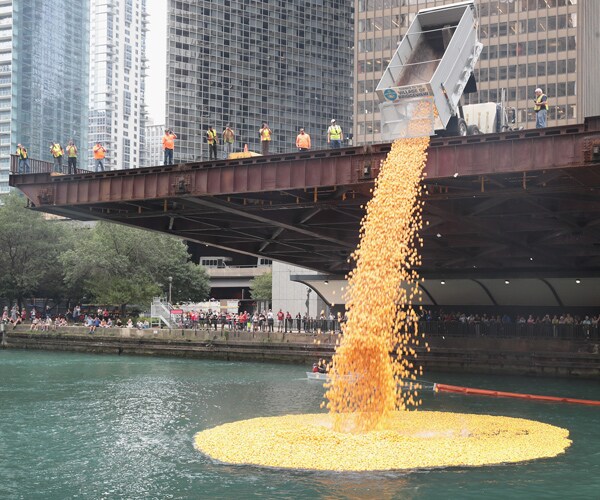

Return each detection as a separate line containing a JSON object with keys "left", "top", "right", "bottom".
{"left": 93, "top": 142, "right": 106, "bottom": 172}
{"left": 162, "top": 128, "right": 177, "bottom": 165}
{"left": 296, "top": 128, "right": 311, "bottom": 151}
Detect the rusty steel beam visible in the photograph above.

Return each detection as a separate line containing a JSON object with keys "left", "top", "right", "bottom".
{"left": 8, "top": 117, "right": 600, "bottom": 277}
{"left": 10, "top": 117, "right": 600, "bottom": 208}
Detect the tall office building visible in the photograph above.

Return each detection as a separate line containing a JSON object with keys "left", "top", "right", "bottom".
{"left": 166, "top": 0, "right": 353, "bottom": 162}
{"left": 355, "top": 0, "right": 600, "bottom": 144}
{"left": 0, "top": 0, "right": 89, "bottom": 193}
{"left": 89, "top": 0, "right": 148, "bottom": 170}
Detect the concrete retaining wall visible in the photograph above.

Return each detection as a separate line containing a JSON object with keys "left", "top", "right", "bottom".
{"left": 2, "top": 326, "right": 599, "bottom": 379}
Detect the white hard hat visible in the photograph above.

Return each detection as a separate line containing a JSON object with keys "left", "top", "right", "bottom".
{"left": 535, "top": 88, "right": 543, "bottom": 93}
{"left": 331, "top": 119, "right": 336, "bottom": 123}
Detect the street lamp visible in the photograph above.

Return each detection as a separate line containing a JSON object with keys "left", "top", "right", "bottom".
{"left": 168, "top": 276, "right": 173, "bottom": 305}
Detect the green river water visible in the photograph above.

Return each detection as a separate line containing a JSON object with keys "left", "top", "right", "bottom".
{"left": 1, "top": 349, "right": 599, "bottom": 499}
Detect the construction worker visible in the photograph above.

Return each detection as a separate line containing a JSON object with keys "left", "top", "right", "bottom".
{"left": 259, "top": 122, "right": 272, "bottom": 155}
{"left": 222, "top": 123, "right": 235, "bottom": 159}
{"left": 66, "top": 140, "right": 78, "bottom": 174}
{"left": 93, "top": 142, "right": 106, "bottom": 172}
{"left": 327, "top": 119, "right": 343, "bottom": 149}
{"left": 296, "top": 128, "right": 311, "bottom": 151}
{"left": 50, "top": 142, "right": 64, "bottom": 173}
{"left": 16, "top": 144, "right": 30, "bottom": 174}
{"left": 162, "top": 128, "right": 177, "bottom": 165}
{"left": 206, "top": 126, "right": 218, "bottom": 160}
{"left": 533, "top": 88, "right": 548, "bottom": 129}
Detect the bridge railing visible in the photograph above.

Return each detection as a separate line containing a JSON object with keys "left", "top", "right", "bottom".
{"left": 10, "top": 154, "right": 93, "bottom": 175}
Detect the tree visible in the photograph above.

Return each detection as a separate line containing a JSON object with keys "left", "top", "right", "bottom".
{"left": 61, "top": 222, "right": 210, "bottom": 310}
{"left": 249, "top": 271, "right": 272, "bottom": 301}
{"left": 0, "top": 192, "right": 68, "bottom": 308}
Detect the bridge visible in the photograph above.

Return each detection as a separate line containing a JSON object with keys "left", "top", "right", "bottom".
{"left": 9, "top": 117, "right": 600, "bottom": 307}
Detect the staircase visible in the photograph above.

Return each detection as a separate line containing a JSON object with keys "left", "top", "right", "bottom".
{"left": 150, "top": 297, "right": 174, "bottom": 329}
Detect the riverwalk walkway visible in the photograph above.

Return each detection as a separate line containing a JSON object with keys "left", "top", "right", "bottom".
{"left": 2, "top": 324, "right": 599, "bottom": 379}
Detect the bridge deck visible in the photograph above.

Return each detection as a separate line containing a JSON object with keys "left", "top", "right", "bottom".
{"left": 9, "top": 117, "right": 600, "bottom": 278}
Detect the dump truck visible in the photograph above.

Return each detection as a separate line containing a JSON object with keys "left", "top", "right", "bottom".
{"left": 461, "top": 89, "right": 518, "bottom": 134}
{"left": 376, "top": 1, "right": 516, "bottom": 140}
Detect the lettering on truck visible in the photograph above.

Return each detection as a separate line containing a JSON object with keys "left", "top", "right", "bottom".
{"left": 384, "top": 85, "right": 431, "bottom": 102}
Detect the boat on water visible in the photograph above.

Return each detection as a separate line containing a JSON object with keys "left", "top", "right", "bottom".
{"left": 306, "top": 371, "right": 329, "bottom": 381}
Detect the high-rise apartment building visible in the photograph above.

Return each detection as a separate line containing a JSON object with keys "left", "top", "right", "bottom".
{"left": 355, "top": 0, "right": 600, "bottom": 145}
{"left": 143, "top": 120, "right": 165, "bottom": 167}
{"left": 0, "top": 0, "right": 89, "bottom": 193}
{"left": 166, "top": 0, "right": 353, "bottom": 162}
{"left": 89, "top": 0, "right": 148, "bottom": 170}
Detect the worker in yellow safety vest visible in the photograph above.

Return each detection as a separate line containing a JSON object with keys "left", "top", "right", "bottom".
{"left": 259, "top": 122, "right": 272, "bottom": 155}
{"left": 66, "top": 140, "right": 78, "bottom": 174}
{"left": 327, "top": 119, "right": 343, "bottom": 149}
{"left": 533, "top": 88, "right": 548, "bottom": 129}
{"left": 222, "top": 123, "right": 235, "bottom": 159}
{"left": 206, "top": 126, "right": 218, "bottom": 160}
{"left": 16, "top": 144, "right": 30, "bottom": 174}
{"left": 50, "top": 142, "right": 64, "bottom": 173}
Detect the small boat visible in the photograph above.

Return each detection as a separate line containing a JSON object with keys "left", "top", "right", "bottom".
{"left": 306, "top": 371, "right": 329, "bottom": 381}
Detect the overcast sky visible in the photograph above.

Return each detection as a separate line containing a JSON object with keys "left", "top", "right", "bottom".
{"left": 144, "top": 0, "right": 167, "bottom": 124}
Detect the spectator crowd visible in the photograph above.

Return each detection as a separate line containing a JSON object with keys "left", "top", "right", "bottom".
{"left": 3, "top": 304, "right": 599, "bottom": 340}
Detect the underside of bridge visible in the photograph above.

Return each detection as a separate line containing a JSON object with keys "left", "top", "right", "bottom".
{"left": 9, "top": 117, "right": 600, "bottom": 306}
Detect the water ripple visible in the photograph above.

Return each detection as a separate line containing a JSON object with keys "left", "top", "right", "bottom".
{"left": 0, "top": 350, "right": 598, "bottom": 499}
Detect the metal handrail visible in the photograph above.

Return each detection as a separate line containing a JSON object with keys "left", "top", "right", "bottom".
{"left": 10, "top": 154, "right": 93, "bottom": 175}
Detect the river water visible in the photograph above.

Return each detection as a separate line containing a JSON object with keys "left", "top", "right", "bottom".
{"left": 1, "top": 350, "right": 599, "bottom": 499}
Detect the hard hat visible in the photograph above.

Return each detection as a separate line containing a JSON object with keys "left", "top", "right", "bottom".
{"left": 535, "top": 88, "right": 543, "bottom": 93}
{"left": 331, "top": 119, "right": 336, "bottom": 123}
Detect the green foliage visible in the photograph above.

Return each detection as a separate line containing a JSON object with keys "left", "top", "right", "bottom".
{"left": 61, "top": 222, "right": 210, "bottom": 306}
{"left": 0, "top": 193, "right": 210, "bottom": 309}
{"left": 0, "top": 192, "right": 67, "bottom": 305}
{"left": 249, "top": 271, "right": 272, "bottom": 301}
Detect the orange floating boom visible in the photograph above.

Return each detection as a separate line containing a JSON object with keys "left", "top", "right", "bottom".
{"left": 434, "top": 383, "right": 600, "bottom": 407}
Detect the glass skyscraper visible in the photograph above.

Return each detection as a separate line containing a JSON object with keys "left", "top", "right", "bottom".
{"left": 355, "top": 0, "right": 599, "bottom": 145}
{"left": 166, "top": 0, "right": 354, "bottom": 162}
{"left": 1, "top": 0, "right": 89, "bottom": 192}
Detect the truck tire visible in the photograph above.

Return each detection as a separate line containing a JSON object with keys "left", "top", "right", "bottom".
{"left": 457, "top": 118, "right": 468, "bottom": 136}
{"left": 445, "top": 117, "right": 469, "bottom": 136}
{"left": 467, "top": 124, "right": 481, "bottom": 135}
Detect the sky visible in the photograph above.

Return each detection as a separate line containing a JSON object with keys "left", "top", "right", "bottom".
{"left": 144, "top": 0, "right": 167, "bottom": 124}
